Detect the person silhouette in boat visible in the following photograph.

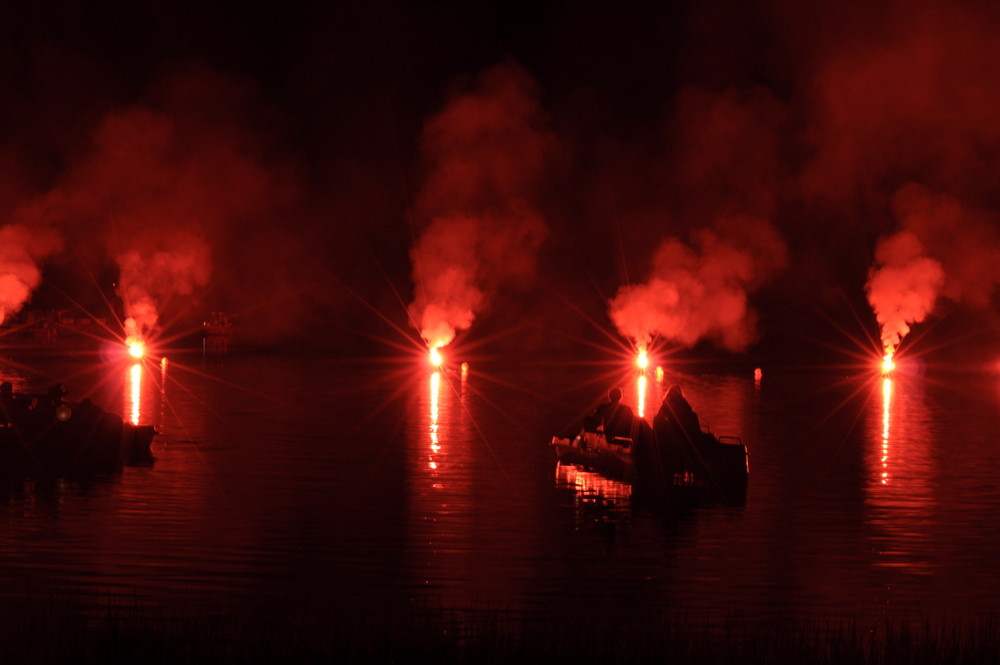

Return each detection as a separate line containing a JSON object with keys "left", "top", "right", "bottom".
{"left": 0, "top": 381, "right": 17, "bottom": 425}
{"left": 590, "top": 387, "right": 636, "bottom": 443}
{"left": 648, "top": 384, "right": 712, "bottom": 478}
{"left": 656, "top": 385, "right": 702, "bottom": 444}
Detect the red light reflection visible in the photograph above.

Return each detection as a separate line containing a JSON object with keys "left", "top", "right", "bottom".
{"left": 555, "top": 461, "right": 632, "bottom": 504}
{"left": 429, "top": 370, "right": 441, "bottom": 469}
{"left": 865, "top": 373, "right": 936, "bottom": 575}
{"left": 127, "top": 362, "right": 142, "bottom": 426}
{"left": 636, "top": 374, "right": 647, "bottom": 419}
{"left": 881, "top": 376, "right": 892, "bottom": 485}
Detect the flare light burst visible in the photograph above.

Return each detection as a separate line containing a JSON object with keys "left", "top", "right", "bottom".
{"left": 429, "top": 346, "right": 443, "bottom": 367}
{"left": 636, "top": 348, "right": 649, "bottom": 371}
{"left": 126, "top": 337, "right": 145, "bottom": 359}
{"left": 881, "top": 352, "right": 895, "bottom": 375}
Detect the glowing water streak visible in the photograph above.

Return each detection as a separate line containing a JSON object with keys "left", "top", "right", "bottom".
{"left": 636, "top": 374, "right": 648, "bottom": 419}
{"left": 429, "top": 370, "right": 441, "bottom": 469}
{"left": 881, "top": 376, "right": 892, "bottom": 485}
{"left": 159, "top": 357, "right": 169, "bottom": 427}
{"left": 128, "top": 362, "right": 142, "bottom": 426}
{"left": 555, "top": 462, "right": 632, "bottom": 504}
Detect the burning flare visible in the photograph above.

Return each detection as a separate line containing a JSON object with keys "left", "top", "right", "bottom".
{"left": 866, "top": 231, "right": 944, "bottom": 364}
{"left": 881, "top": 352, "right": 896, "bottom": 375}
{"left": 429, "top": 346, "right": 444, "bottom": 367}
{"left": 126, "top": 337, "right": 145, "bottom": 359}
{"left": 636, "top": 348, "right": 649, "bottom": 371}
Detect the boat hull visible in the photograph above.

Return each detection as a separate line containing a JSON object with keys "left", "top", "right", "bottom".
{"left": 551, "top": 428, "right": 749, "bottom": 505}
{"left": 0, "top": 402, "right": 156, "bottom": 478}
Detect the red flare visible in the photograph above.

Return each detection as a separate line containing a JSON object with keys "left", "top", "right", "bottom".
{"left": 126, "top": 337, "right": 145, "bottom": 359}
{"left": 429, "top": 347, "right": 443, "bottom": 367}
{"left": 881, "top": 352, "right": 895, "bottom": 375}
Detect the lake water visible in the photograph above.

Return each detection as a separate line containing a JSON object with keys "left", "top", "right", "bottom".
{"left": 2, "top": 348, "right": 999, "bottom": 629}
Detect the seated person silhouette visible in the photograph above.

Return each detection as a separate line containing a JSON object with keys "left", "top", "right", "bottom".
{"left": 589, "top": 387, "right": 636, "bottom": 443}
{"left": 0, "top": 381, "right": 27, "bottom": 425}
{"left": 650, "top": 384, "right": 710, "bottom": 477}
{"left": 655, "top": 385, "right": 702, "bottom": 444}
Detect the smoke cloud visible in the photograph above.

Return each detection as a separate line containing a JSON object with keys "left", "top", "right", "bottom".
{"left": 408, "top": 62, "right": 554, "bottom": 349}
{"left": 610, "top": 216, "right": 787, "bottom": 352}
{"left": 0, "top": 225, "right": 63, "bottom": 324}
{"left": 603, "top": 82, "right": 790, "bottom": 354}
{"left": 867, "top": 183, "right": 1000, "bottom": 355}
{"left": 780, "top": 2, "right": 1000, "bottom": 354}
{"left": 865, "top": 229, "right": 944, "bottom": 357}
{"left": 10, "top": 65, "right": 294, "bottom": 342}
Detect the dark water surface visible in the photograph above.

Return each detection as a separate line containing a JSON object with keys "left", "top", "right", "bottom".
{"left": 2, "top": 351, "right": 999, "bottom": 627}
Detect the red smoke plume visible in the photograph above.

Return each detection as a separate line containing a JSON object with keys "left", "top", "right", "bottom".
{"left": 865, "top": 229, "right": 943, "bottom": 358}
{"left": 607, "top": 84, "right": 789, "bottom": 354}
{"left": 0, "top": 225, "right": 63, "bottom": 324}
{"left": 610, "top": 216, "right": 786, "bottom": 352}
{"left": 408, "top": 62, "right": 554, "bottom": 349}
{"left": 797, "top": 3, "right": 1000, "bottom": 351}
{"left": 867, "top": 183, "right": 1000, "bottom": 355}
{"left": 13, "top": 66, "right": 288, "bottom": 340}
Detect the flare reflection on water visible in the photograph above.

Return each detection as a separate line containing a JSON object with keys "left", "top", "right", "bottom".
{"left": 865, "top": 373, "right": 936, "bottom": 576}
{"left": 127, "top": 362, "right": 142, "bottom": 426}
{"left": 555, "top": 461, "right": 632, "bottom": 507}
{"left": 881, "top": 376, "right": 892, "bottom": 485}
{"left": 429, "top": 370, "right": 441, "bottom": 469}
{"left": 636, "top": 374, "right": 647, "bottom": 419}
{"left": 120, "top": 356, "right": 167, "bottom": 430}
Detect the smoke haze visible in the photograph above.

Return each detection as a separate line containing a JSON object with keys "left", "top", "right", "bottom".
{"left": 407, "top": 62, "right": 554, "bottom": 349}
{"left": 0, "top": 224, "right": 62, "bottom": 324}
{"left": 610, "top": 216, "right": 787, "bottom": 352}
{"left": 1, "top": 1, "right": 1000, "bottom": 361}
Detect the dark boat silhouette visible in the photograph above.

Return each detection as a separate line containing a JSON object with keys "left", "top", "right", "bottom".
{"left": 0, "top": 388, "right": 155, "bottom": 478}
{"left": 551, "top": 420, "right": 749, "bottom": 505}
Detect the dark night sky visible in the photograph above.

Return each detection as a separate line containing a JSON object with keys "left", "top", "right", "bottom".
{"left": 1, "top": 0, "right": 999, "bottom": 364}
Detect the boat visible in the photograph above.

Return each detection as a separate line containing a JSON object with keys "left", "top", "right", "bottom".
{"left": 551, "top": 421, "right": 749, "bottom": 505}
{"left": 0, "top": 390, "right": 156, "bottom": 478}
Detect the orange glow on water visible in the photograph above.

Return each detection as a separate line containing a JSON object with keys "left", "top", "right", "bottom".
{"left": 881, "top": 376, "right": 892, "bottom": 485}
{"left": 555, "top": 462, "right": 632, "bottom": 504}
{"left": 128, "top": 362, "right": 142, "bottom": 426}
{"left": 429, "top": 371, "right": 441, "bottom": 467}
{"left": 636, "top": 374, "right": 648, "bottom": 418}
